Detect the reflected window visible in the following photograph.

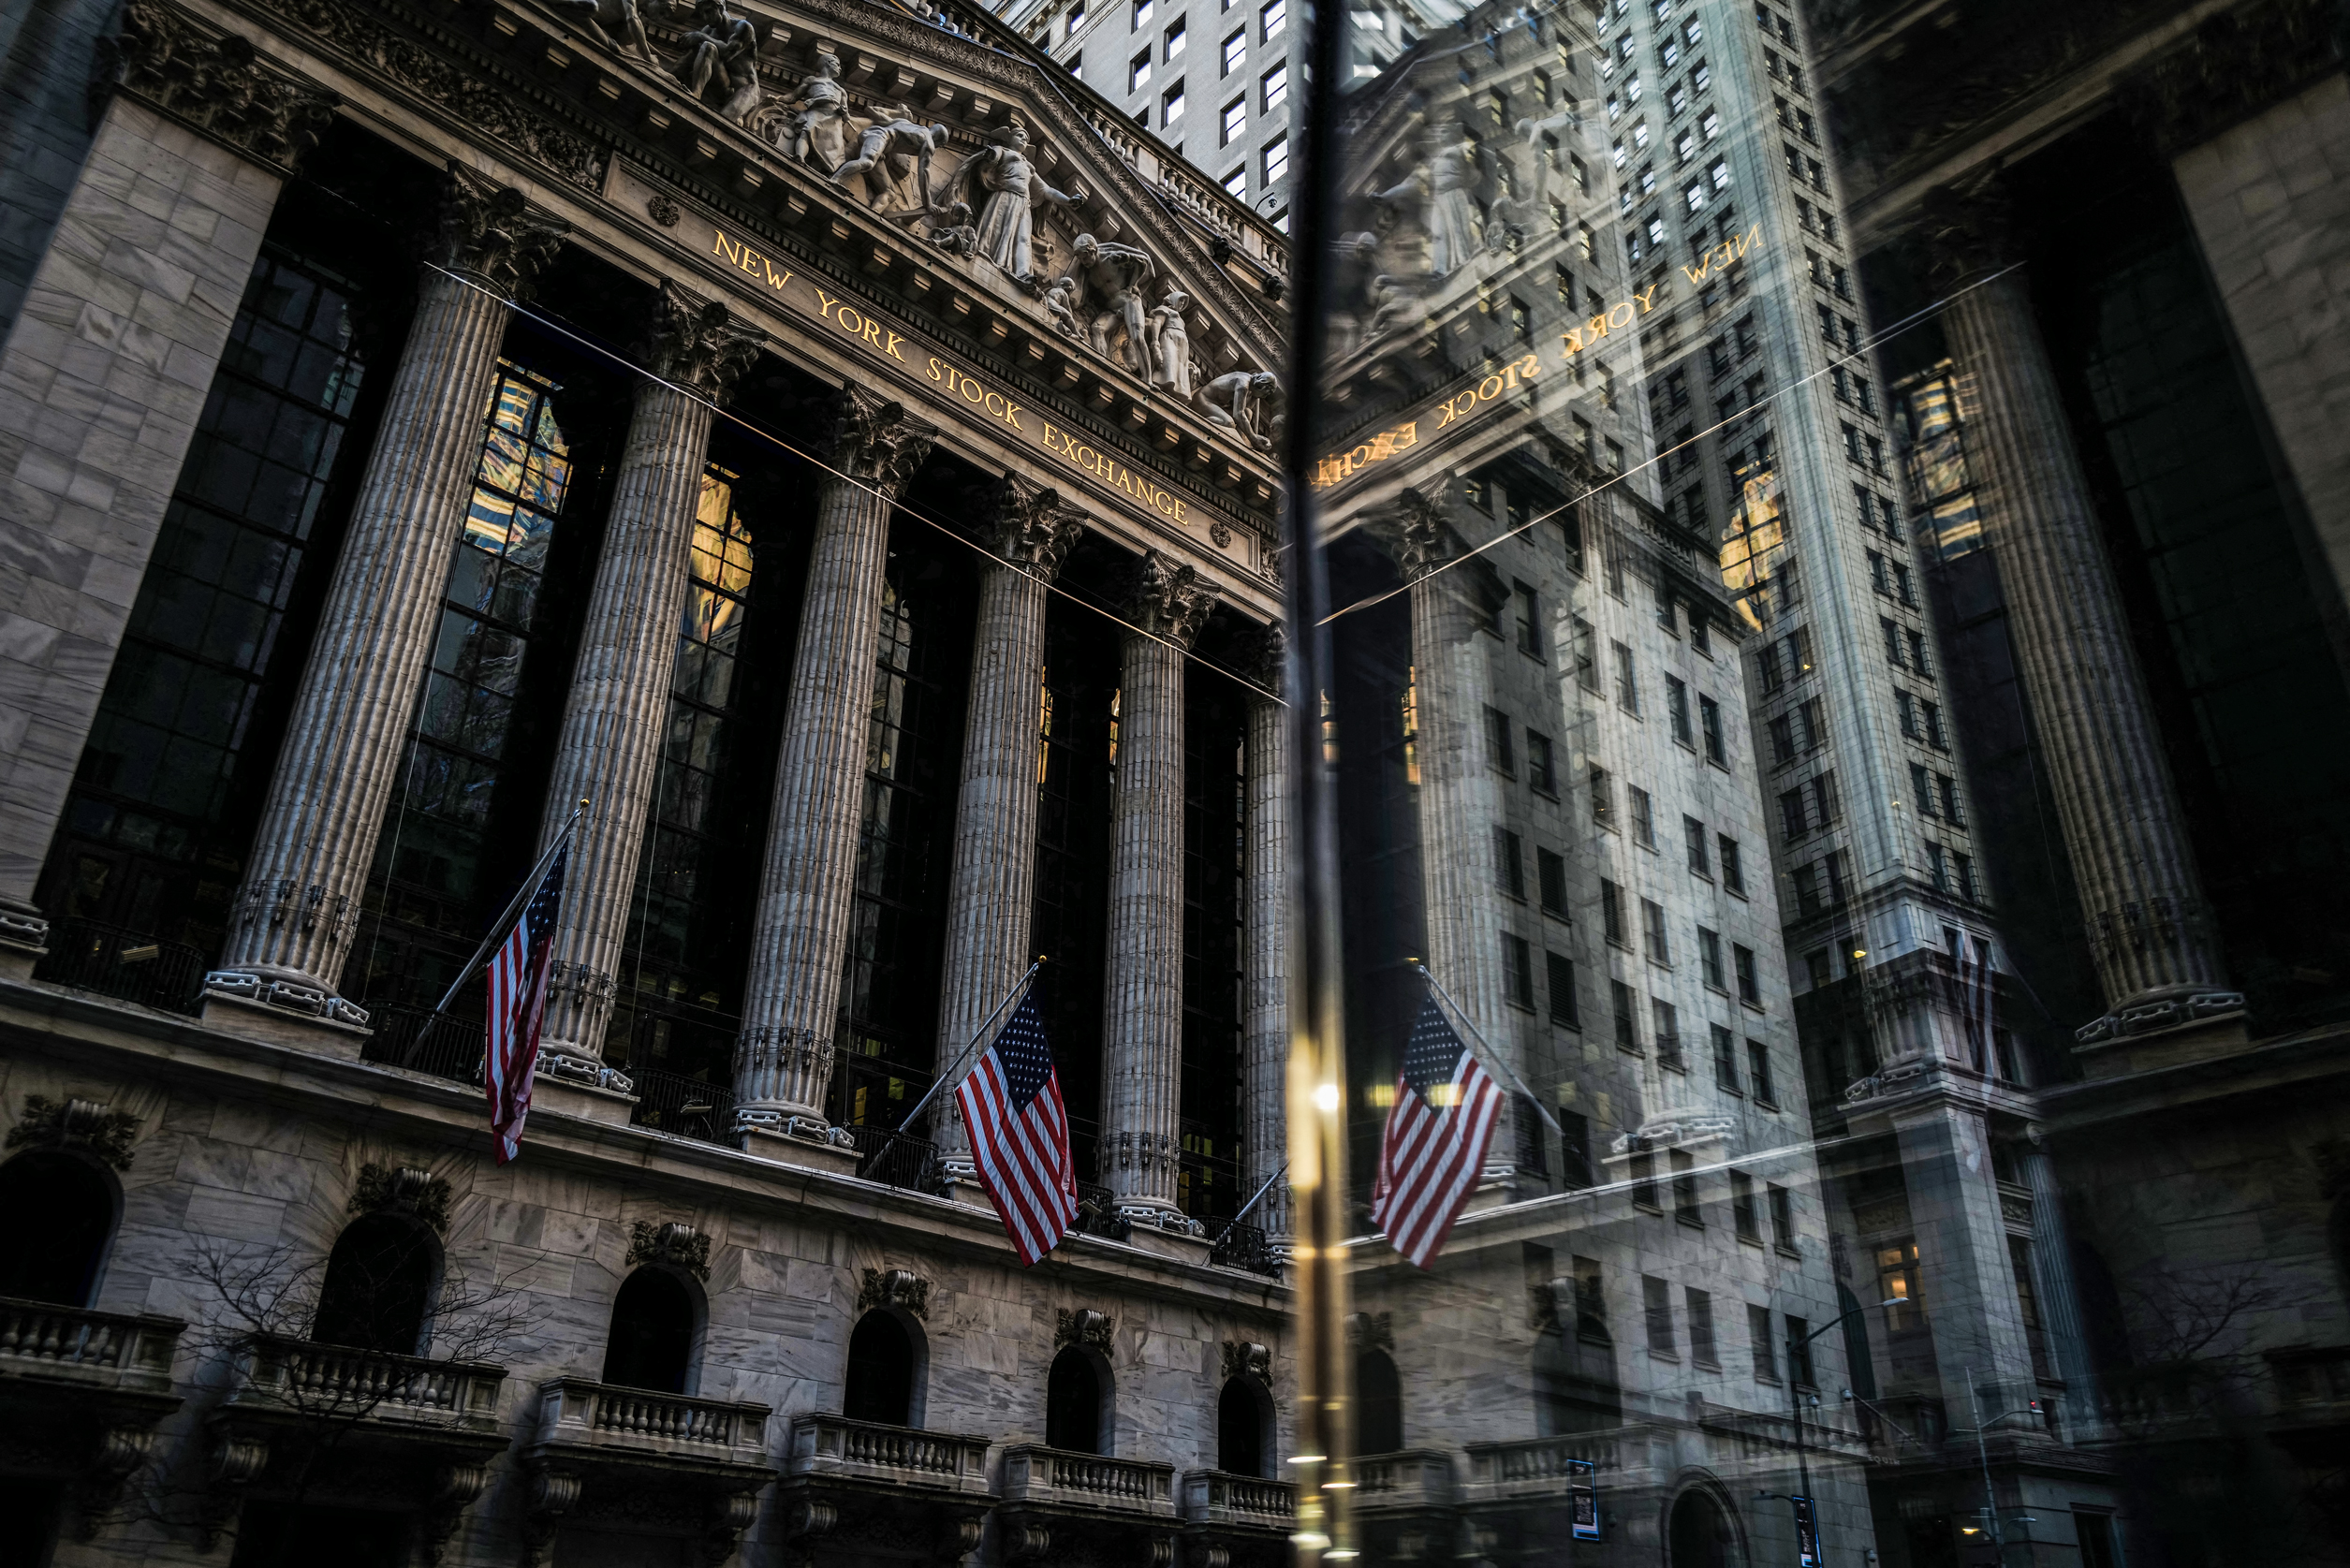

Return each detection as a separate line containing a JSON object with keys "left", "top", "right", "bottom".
{"left": 603, "top": 1268, "right": 698, "bottom": 1393}
{"left": 1356, "top": 1349, "right": 1403, "bottom": 1453}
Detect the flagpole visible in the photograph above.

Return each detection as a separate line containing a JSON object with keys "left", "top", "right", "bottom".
{"left": 432, "top": 798, "right": 589, "bottom": 1017}
{"left": 1212, "top": 1160, "right": 1290, "bottom": 1242}
{"left": 884, "top": 957, "right": 1045, "bottom": 1144}
{"left": 1411, "top": 960, "right": 1563, "bottom": 1137}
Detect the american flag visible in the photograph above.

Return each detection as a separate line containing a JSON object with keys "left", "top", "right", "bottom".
{"left": 1955, "top": 930, "right": 1994, "bottom": 1072}
{"left": 1372, "top": 995, "right": 1505, "bottom": 1268}
{"left": 485, "top": 843, "right": 567, "bottom": 1165}
{"left": 953, "top": 991, "right": 1078, "bottom": 1266}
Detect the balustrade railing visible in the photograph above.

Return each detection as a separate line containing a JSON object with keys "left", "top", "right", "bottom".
{"left": 1000, "top": 1443, "right": 1175, "bottom": 1516}
{"left": 1352, "top": 1448, "right": 1455, "bottom": 1508}
{"left": 235, "top": 1335, "right": 504, "bottom": 1423}
{"left": 32, "top": 918, "right": 205, "bottom": 1016}
{"left": 0, "top": 1297, "right": 182, "bottom": 1386}
{"left": 536, "top": 1377, "right": 771, "bottom": 1465}
{"left": 1180, "top": 1469, "right": 1296, "bottom": 1526}
{"left": 785, "top": 1412, "right": 992, "bottom": 1491}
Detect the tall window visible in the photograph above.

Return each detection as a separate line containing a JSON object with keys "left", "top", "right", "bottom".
{"left": 1643, "top": 1275, "right": 1676, "bottom": 1355}
{"left": 1547, "top": 951, "right": 1579, "bottom": 1027}
{"left": 1686, "top": 1288, "right": 1718, "bottom": 1364}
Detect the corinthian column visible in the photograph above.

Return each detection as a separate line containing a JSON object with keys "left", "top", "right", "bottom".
{"left": 933, "top": 478, "right": 1087, "bottom": 1181}
{"left": 733, "top": 389, "right": 936, "bottom": 1148}
{"left": 207, "top": 166, "right": 567, "bottom": 1022}
{"left": 1100, "top": 551, "right": 1218, "bottom": 1229}
{"left": 1922, "top": 182, "right": 2234, "bottom": 1028}
{"left": 1385, "top": 489, "right": 1514, "bottom": 1054}
{"left": 533, "top": 281, "right": 765, "bottom": 1081}
{"left": 1241, "top": 623, "right": 1293, "bottom": 1252}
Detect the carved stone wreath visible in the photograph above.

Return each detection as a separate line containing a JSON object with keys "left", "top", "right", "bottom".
{"left": 1055, "top": 1307, "right": 1112, "bottom": 1352}
{"left": 856, "top": 1267, "right": 931, "bottom": 1321}
{"left": 626, "top": 1220, "right": 712, "bottom": 1281}
{"left": 1219, "top": 1340, "right": 1271, "bottom": 1386}
{"left": 7, "top": 1095, "right": 141, "bottom": 1172}
{"left": 350, "top": 1163, "right": 452, "bottom": 1234}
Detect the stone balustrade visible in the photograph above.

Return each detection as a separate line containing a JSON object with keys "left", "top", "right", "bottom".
{"left": 998, "top": 1443, "right": 1177, "bottom": 1518}
{"left": 1353, "top": 1447, "right": 1456, "bottom": 1511}
{"left": 785, "top": 1412, "right": 992, "bottom": 1494}
{"left": 0, "top": 1297, "right": 182, "bottom": 1394}
{"left": 534, "top": 1377, "right": 771, "bottom": 1467}
{"left": 1179, "top": 1468, "right": 1296, "bottom": 1527}
{"left": 1461, "top": 1434, "right": 1610, "bottom": 1507}
{"left": 230, "top": 1335, "right": 504, "bottom": 1426}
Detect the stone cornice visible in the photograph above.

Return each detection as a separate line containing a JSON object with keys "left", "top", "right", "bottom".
{"left": 100, "top": 0, "right": 341, "bottom": 172}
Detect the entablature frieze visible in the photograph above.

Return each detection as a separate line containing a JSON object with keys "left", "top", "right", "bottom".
{"left": 189, "top": 0, "right": 1284, "bottom": 597}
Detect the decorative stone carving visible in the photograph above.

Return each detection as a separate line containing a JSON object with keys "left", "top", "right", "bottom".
{"left": 670, "top": 0, "right": 763, "bottom": 122}
{"left": 421, "top": 1461, "right": 491, "bottom": 1566}
{"left": 428, "top": 162, "right": 573, "bottom": 299}
{"left": 546, "top": 0, "right": 663, "bottom": 70}
{"left": 1344, "top": 1311, "right": 1392, "bottom": 1354}
{"left": 1911, "top": 167, "right": 2019, "bottom": 293}
{"left": 834, "top": 105, "right": 951, "bottom": 213}
{"left": 100, "top": 1, "right": 340, "bottom": 170}
{"left": 523, "top": 1470, "right": 582, "bottom": 1567}
{"left": 1124, "top": 551, "right": 1218, "bottom": 650}
{"left": 772, "top": 47, "right": 854, "bottom": 169}
{"left": 855, "top": 1267, "right": 932, "bottom": 1320}
{"left": 1220, "top": 1341, "right": 1271, "bottom": 1386}
{"left": 977, "top": 475, "right": 1087, "bottom": 578}
{"left": 1144, "top": 289, "right": 1196, "bottom": 397}
{"left": 646, "top": 191, "right": 681, "bottom": 227}
{"left": 1195, "top": 371, "right": 1285, "bottom": 452}
{"left": 1041, "top": 275, "right": 1083, "bottom": 341}
{"left": 1375, "top": 487, "right": 1454, "bottom": 581}
{"left": 7, "top": 1095, "right": 140, "bottom": 1171}
{"left": 201, "top": 1429, "right": 272, "bottom": 1549}
{"left": 1373, "top": 119, "right": 1484, "bottom": 279}
{"left": 825, "top": 386, "right": 938, "bottom": 493}
{"left": 1068, "top": 234, "right": 1157, "bottom": 372}
{"left": 1055, "top": 1307, "right": 1113, "bottom": 1351}
{"left": 642, "top": 277, "right": 768, "bottom": 401}
{"left": 1237, "top": 620, "right": 1285, "bottom": 694}
{"left": 626, "top": 1220, "right": 712, "bottom": 1281}
{"left": 350, "top": 1164, "right": 452, "bottom": 1234}
{"left": 962, "top": 118, "right": 1080, "bottom": 285}
{"left": 71, "top": 1424, "right": 156, "bottom": 1540}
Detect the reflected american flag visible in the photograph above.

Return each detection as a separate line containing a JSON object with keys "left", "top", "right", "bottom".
{"left": 1372, "top": 995, "right": 1505, "bottom": 1268}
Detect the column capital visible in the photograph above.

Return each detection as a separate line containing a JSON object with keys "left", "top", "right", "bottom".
{"left": 824, "top": 386, "right": 937, "bottom": 495}
{"left": 100, "top": 1, "right": 341, "bottom": 172}
{"left": 1238, "top": 619, "right": 1285, "bottom": 695}
{"left": 426, "top": 162, "right": 571, "bottom": 300}
{"left": 1124, "top": 550, "right": 1218, "bottom": 650}
{"left": 641, "top": 278, "right": 767, "bottom": 403}
{"left": 973, "top": 475, "right": 1087, "bottom": 580}
{"left": 1912, "top": 167, "right": 2022, "bottom": 294}
{"left": 1373, "top": 485, "right": 1462, "bottom": 581}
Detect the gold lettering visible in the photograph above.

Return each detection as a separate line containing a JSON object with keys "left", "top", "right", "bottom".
{"left": 884, "top": 330, "right": 906, "bottom": 362}
{"left": 1479, "top": 374, "right": 1505, "bottom": 400}
{"left": 1002, "top": 403, "right": 1023, "bottom": 431}
{"left": 1588, "top": 314, "right": 1609, "bottom": 340}
{"left": 1608, "top": 302, "right": 1635, "bottom": 329}
{"left": 1682, "top": 255, "right": 1711, "bottom": 284}
{"left": 837, "top": 306, "right": 863, "bottom": 335}
{"left": 713, "top": 231, "right": 742, "bottom": 266}
{"left": 1732, "top": 223, "right": 1759, "bottom": 259}
{"left": 737, "top": 247, "right": 764, "bottom": 279}
{"left": 762, "top": 258, "right": 792, "bottom": 290}
{"left": 928, "top": 356, "right": 944, "bottom": 381}
{"left": 1564, "top": 327, "right": 1585, "bottom": 354}
{"left": 815, "top": 288, "right": 841, "bottom": 320}
{"left": 1515, "top": 354, "right": 1541, "bottom": 381}
{"left": 860, "top": 318, "right": 884, "bottom": 348}
{"left": 1635, "top": 284, "right": 1659, "bottom": 312}
{"left": 1171, "top": 499, "right": 1186, "bottom": 521}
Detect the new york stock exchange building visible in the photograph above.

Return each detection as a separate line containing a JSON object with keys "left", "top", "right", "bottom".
{"left": 0, "top": 0, "right": 1305, "bottom": 1561}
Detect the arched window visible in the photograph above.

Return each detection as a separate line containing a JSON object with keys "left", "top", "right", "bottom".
{"left": 1837, "top": 1282, "right": 1879, "bottom": 1403}
{"left": 0, "top": 1150, "right": 116, "bottom": 1307}
{"left": 1533, "top": 1333, "right": 1622, "bottom": 1438}
{"left": 1667, "top": 1487, "right": 1738, "bottom": 1568}
{"left": 1356, "top": 1348, "right": 1403, "bottom": 1456}
{"left": 602, "top": 1268, "right": 699, "bottom": 1393}
{"left": 1217, "top": 1375, "right": 1273, "bottom": 1477}
{"left": 1046, "top": 1345, "right": 1110, "bottom": 1455}
{"left": 844, "top": 1309, "right": 925, "bottom": 1428}
{"left": 311, "top": 1214, "right": 439, "bottom": 1355}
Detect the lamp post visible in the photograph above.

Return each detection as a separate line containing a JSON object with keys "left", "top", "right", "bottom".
{"left": 1959, "top": 1369, "right": 2047, "bottom": 1563}
{"left": 1782, "top": 1300, "right": 1904, "bottom": 1563}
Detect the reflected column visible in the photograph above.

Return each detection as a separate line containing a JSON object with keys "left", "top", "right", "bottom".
{"left": 533, "top": 281, "right": 765, "bottom": 1078}
{"left": 933, "top": 477, "right": 1086, "bottom": 1181}
{"left": 1241, "top": 623, "right": 1293, "bottom": 1253}
{"left": 732, "top": 388, "right": 936, "bottom": 1150}
{"left": 207, "top": 167, "right": 568, "bottom": 1018}
{"left": 1100, "top": 551, "right": 1218, "bottom": 1229}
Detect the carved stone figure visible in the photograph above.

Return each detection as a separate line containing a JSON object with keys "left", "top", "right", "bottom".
{"left": 1374, "top": 118, "right": 1484, "bottom": 278}
{"left": 1041, "top": 275, "right": 1082, "bottom": 340}
{"left": 1143, "top": 288, "right": 1194, "bottom": 397}
{"left": 834, "top": 105, "right": 950, "bottom": 213}
{"left": 962, "top": 120, "right": 1080, "bottom": 284}
{"left": 928, "top": 199, "right": 979, "bottom": 259}
{"left": 670, "top": 0, "right": 761, "bottom": 124}
{"left": 1363, "top": 273, "right": 1417, "bottom": 344}
{"left": 1197, "top": 370, "right": 1284, "bottom": 452}
{"left": 546, "top": 0, "right": 662, "bottom": 68}
{"left": 1068, "top": 233, "right": 1155, "bottom": 373}
{"left": 780, "top": 48, "right": 853, "bottom": 170}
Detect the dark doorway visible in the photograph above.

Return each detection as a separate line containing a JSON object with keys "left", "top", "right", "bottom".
{"left": 311, "top": 1214, "right": 437, "bottom": 1355}
{"left": 1356, "top": 1348, "right": 1403, "bottom": 1455}
{"left": 229, "top": 1502, "right": 408, "bottom": 1568}
{"left": 1667, "top": 1487, "right": 1736, "bottom": 1568}
{"left": 1218, "top": 1375, "right": 1270, "bottom": 1477}
{"left": 0, "top": 1478, "right": 61, "bottom": 1568}
{"left": 601, "top": 1268, "right": 698, "bottom": 1393}
{"left": 843, "top": 1310, "right": 918, "bottom": 1427}
{"left": 0, "top": 1151, "right": 113, "bottom": 1306}
{"left": 1046, "top": 1346, "right": 1106, "bottom": 1454}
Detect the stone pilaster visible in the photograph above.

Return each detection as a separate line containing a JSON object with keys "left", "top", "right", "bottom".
{"left": 1099, "top": 551, "right": 1218, "bottom": 1228}
{"left": 1383, "top": 489, "right": 1514, "bottom": 1062}
{"left": 2015, "top": 1136, "right": 2101, "bottom": 1436}
{"left": 1241, "top": 623, "right": 1292, "bottom": 1249}
{"left": 1925, "top": 182, "right": 2235, "bottom": 1027}
{"left": 534, "top": 280, "right": 765, "bottom": 1081}
{"left": 207, "top": 165, "right": 568, "bottom": 1018}
{"left": 733, "top": 389, "right": 935, "bottom": 1146}
{"left": 0, "top": 7, "right": 334, "bottom": 966}
{"left": 933, "top": 477, "right": 1086, "bottom": 1178}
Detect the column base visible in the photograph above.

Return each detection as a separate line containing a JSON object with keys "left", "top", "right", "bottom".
{"left": 740, "top": 1121, "right": 861, "bottom": 1176}
{"left": 0, "top": 905, "right": 48, "bottom": 975}
{"left": 200, "top": 991, "right": 372, "bottom": 1060}
{"left": 529, "top": 1075, "right": 639, "bottom": 1126}
{"left": 2074, "top": 996, "right": 2253, "bottom": 1080}
{"left": 202, "top": 966, "right": 370, "bottom": 1027}
{"left": 935, "top": 1160, "right": 994, "bottom": 1210}
{"left": 0, "top": 944, "right": 40, "bottom": 984}
{"left": 1119, "top": 1222, "right": 1214, "bottom": 1266}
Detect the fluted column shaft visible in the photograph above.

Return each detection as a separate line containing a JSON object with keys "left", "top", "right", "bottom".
{"left": 934, "top": 483, "right": 1082, "bottom": 1168}
{"left": 1242, "top": 670, "right": 1292, "bottom": 1244}
{"left": 1944, "top": 273, "right": 2225, "bottom": 1008}
{"left": 534, "top": 284, "right": 763, "bottom": 1067}
{"left": 1409, "top": 557, "right": 1511, "bottom": 1052}
{"left": 1100, "top": 553, "right": 1217, "bottom": 1224}
{"left": 735, "top": 392, "right": 934, "bottom": 1134}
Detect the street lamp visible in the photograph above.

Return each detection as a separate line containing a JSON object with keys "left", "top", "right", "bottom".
{"left": 1957, "top": 1370, "right": 2047, "bottom": 1561}
{"left": 1780, "top": 1299, "right": 1904, "bottom": 1564}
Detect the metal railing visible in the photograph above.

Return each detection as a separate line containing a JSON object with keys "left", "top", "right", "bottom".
{"left": 1209, "top": 1223, "right": 1281, "bottom": 1277}
{"left": 845, "top": 1124, "right": 936, "bottom": 1191}
{"left": 32, "top": 918, "right": 205, "bottom": 1015}
{"left": 628, "top": 1069, "right": 737, "bottom": 1147}
{"left": 362, "top": 1004, "right": 485, "bottom": 1086}
{"left": 1073, "top": 1182, "right": 1131, "bottom": 1242}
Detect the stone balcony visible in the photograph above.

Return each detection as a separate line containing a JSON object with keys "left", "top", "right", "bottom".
{"left": 209, "top": 1335, "right": 510, "bottom": 1554}
{"left": 997, "top": 1443, "right": 1181, "bottom": 1564}
{"left": 777, "top": 1412, "right": 995, "bottom": 1561}
{"left": 521, "top": 1378, "right": 776, "bottom": 1564}
{"left": 1459, "top": 1435, "right": 1614, "bottom": 1559}
{"left": 1180, "top": 1469, "right": 1296, "bottom": 1568}
{"left": 0, "top": 1297, "right": 185, "bottom": 1535}
{"left": 1353, "top": 1449, "right": 1458, "bottom": 1562}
